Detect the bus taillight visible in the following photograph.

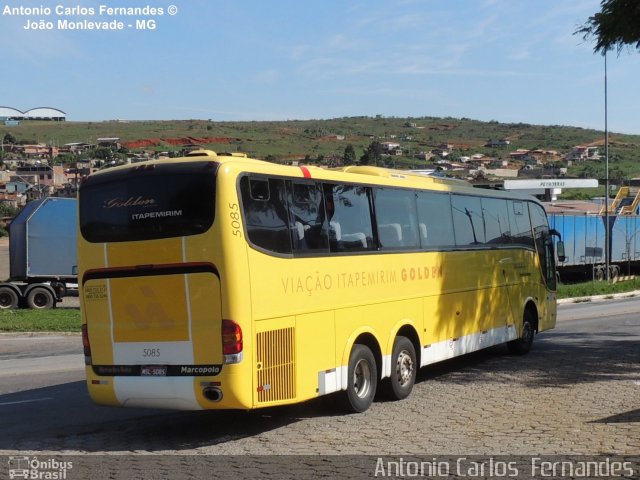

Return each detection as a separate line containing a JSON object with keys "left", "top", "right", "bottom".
{"left": 222, "top": 319, "right": 243, "bottom": 364}
{"left": 81, "top": 324, "right": 92, "bottom": 365}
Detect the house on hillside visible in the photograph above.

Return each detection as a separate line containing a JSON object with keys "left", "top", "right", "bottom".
{"left": 9, "top": 144, "right": 59, "bottom": 160}
{"left": 529, "top": 149, "right": 562, "bottom": 164}
{"left": 565, "top": 145, "right": 599, "bottom": 162}
{"left": 509, "top": 149, "right": 535, "bottom": 162}
{"left": 97, "top": 137, "right": 121, "bottom": 149}
{"left": 61, "top": 142, "right": 93, "bottom": 154}
{"left": 381, "top": 142, "right": 402, "bottom": 155}
{"left": 484, "top": 138, "right": 510, "bottom": 147}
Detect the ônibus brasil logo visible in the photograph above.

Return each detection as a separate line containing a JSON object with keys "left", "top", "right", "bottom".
{"left": 8, "top": 456, "right": 73, "bottom": 479}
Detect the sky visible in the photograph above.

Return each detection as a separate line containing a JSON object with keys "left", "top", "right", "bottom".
{"left": 2, "top": 0, "right": 640, "bottom": 134}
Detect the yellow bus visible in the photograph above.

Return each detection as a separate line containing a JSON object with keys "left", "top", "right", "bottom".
{"left": 79, "top": 150, "right": 563, "bottom": 413}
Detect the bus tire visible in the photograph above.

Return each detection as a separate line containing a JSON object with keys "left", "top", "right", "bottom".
{"left": 508, "top": 310, "right": 535, "bottom": 355}
{"left": 0, "top": 286, "right": 20, "bottom": 309}
{"left": 385, "top": 336, "right": 417, "bottom": 400}
{"left": 343, "top": 344, "right": 377, "bottom": 413}
{"left": 26, "top": 287, "right": 55, "bottom": 309}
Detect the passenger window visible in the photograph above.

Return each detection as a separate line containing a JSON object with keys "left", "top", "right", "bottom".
{"left": 288, "top": 181, "right": 329, "bottom": 254}
{"left": 481, "top": 197, "right": 511, "bottom": 245}
{"left": 240, "top": 176, "right": 292, "bottom": 254}
{"left": 373, "top": 188, "right": 419, "bottom": 249}
{"left": 416, "top": 192, "right": 455, "bottom": 248}
{"left": 324, "top": 183, "right": 374, "bottom": 252}
{"left": 508, "top": 200, "right": 534, "bottom": 248}
{"left": 451, "top": 195, "right": 485, "bottom": 246}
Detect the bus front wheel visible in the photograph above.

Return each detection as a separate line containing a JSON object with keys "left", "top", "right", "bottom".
{"left": 508, "top": 310, "right": 535, "bottom": 355}
{"left": 385, "top": 336, "right": 417, "bottom": 400}
{"left": 343, "top": 344, "right": 377, "bottom": 413}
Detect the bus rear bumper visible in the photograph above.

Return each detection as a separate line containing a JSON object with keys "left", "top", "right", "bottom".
{"left": 85, "top": 368, "right": 251, "bottom": 410}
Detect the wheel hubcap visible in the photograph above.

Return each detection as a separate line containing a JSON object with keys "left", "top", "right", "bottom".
{"left": 34, "top": 294, "right": 47, "bottom": 307}
{"left": 396, "top": 350, "right": 414, "bottom": 387}
{"left": 353, "top": 359, "right": 371, "bottom": 399}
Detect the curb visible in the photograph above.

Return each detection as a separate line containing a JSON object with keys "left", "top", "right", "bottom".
{"left": 557, "top": 289, "right": 640, "bottom": 305}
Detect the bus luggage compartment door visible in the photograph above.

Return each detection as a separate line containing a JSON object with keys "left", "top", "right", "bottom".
{"left": 83, "top": 269, "right": 223, "bottom": 408}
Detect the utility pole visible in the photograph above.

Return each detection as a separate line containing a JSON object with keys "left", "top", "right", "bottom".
{"left": 604, "top": 53, "right": 611, "bottom": 282}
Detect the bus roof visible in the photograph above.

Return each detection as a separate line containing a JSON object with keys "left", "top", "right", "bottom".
{"left": 87, "top": 149, "right": 540, "bottom": 204}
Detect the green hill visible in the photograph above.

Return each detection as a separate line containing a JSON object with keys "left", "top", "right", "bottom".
{"left": 3, "top": 116, "right": 640, "bottom": 179}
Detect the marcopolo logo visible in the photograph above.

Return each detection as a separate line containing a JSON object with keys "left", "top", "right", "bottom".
{"left": 8, "top": 456, "right": 73, "bottom": 479}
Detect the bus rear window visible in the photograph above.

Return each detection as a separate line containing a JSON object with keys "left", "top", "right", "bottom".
{"left": 79, "top": 162, "right": 217, "bottom": 243}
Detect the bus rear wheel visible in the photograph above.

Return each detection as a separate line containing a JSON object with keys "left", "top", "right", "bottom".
{"left": 508, "top": 310, "right": 535, "bottom": 355}
{"left": 385, "top": 336, "right": 417, "bottom": 400}
{"left": 343, "top": 344, "right": 377, "bottom": 413}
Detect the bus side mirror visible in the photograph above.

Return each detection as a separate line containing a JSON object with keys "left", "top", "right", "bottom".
{"left": 549, "top": 229, "right": 566, "bottom": 263}
{"left": 556, "top": 241, "right": 566, "bottom": 263}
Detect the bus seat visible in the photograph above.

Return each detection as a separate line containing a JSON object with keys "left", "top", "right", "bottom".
{"left": 419, "top": 223, "right": 428, "bottom": 241}
{"left": 330, "top": 221, "right": 342, "bottom": 241}
{"left": 378, "top": 223, "right": 402, "bottom": 247}
{"left": 402, "top": 224, "right": 419, "bottom": 247}
{"left": 341, "top": 232, "right": 368, "bottom": 248}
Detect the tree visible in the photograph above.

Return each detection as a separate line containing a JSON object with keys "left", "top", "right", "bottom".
{"left": 577, "top": 0, "right": 640, "bottom": 54}
{"left": 343, "top": 145, "right": 356, "bottom": 165}
{"left": 359, "top": 141, "right": 383, "bottom": 166}
{"left": 3, "top": 133, "right": 16, "bottom": 145}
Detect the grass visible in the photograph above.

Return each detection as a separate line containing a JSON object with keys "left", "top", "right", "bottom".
{"left": 0, "top": 308, "right": 81, "bottom": 332}
{"left": 557, "top": 277, "right": 640, "bottom": 299}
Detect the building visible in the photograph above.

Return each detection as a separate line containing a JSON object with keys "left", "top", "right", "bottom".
{"left": 381, "top": 142, "right": 402, "bottom": 155}
{"left": 484, "top": 138, "right": 510, "bottom": 147}
{"left": 565, "top": 145, "right": 600, "bottom": 162}
{"left": 0, "top": 106, "right": 66, "bottom": 122}
{"left": 0, "top": 106, "right": 24, "bottom": 121}
{"left": 9, "top": 144, "right": 59, "bottom": 160}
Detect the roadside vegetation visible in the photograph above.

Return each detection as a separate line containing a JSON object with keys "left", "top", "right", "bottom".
{"left": 557, "top": 277, "right": 640, "bottom": 300}
{"left": 0, "top": 308, "right": 80, "bottom": 332}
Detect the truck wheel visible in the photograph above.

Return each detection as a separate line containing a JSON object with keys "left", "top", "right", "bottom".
{"left": 26, "top": 287, "right": 55, "bottom": 309}
{"left": 51, "top": 281, "right": 67, "bottom": 298}
{"left": 0, "top": 286, "right": 19, "bottom": 309}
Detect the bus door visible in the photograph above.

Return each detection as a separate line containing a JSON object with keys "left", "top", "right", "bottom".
{"left": 530, "top": 203, "right": 558, "bottom": 331}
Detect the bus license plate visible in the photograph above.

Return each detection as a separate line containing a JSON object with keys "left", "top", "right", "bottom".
{"left": 141, "top": 366, "right": 167, "bottom": 376}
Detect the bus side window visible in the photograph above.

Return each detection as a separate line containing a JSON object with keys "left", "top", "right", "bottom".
{"left": 481, "top": 197, "right": 512, "bottom": 245}
{"left": 373, "top": 188, "right": 419, "bottom": 250}
{"left": 416, "top": 192, "right": 455, "bottom": 249}
{"left": 240, "top": 176, "right": 292, "bottom": 254}
{"left": 325, "top": 183, "right": 375, "bottom": 252}
{"left": 508, "top": 200, "right": 535, "bottom": 248}
{"left": 451, "top": 194, "right": 486, "bottom": 246}
{"left": 288, "top": 181, "right": 329, "bottom": 254}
